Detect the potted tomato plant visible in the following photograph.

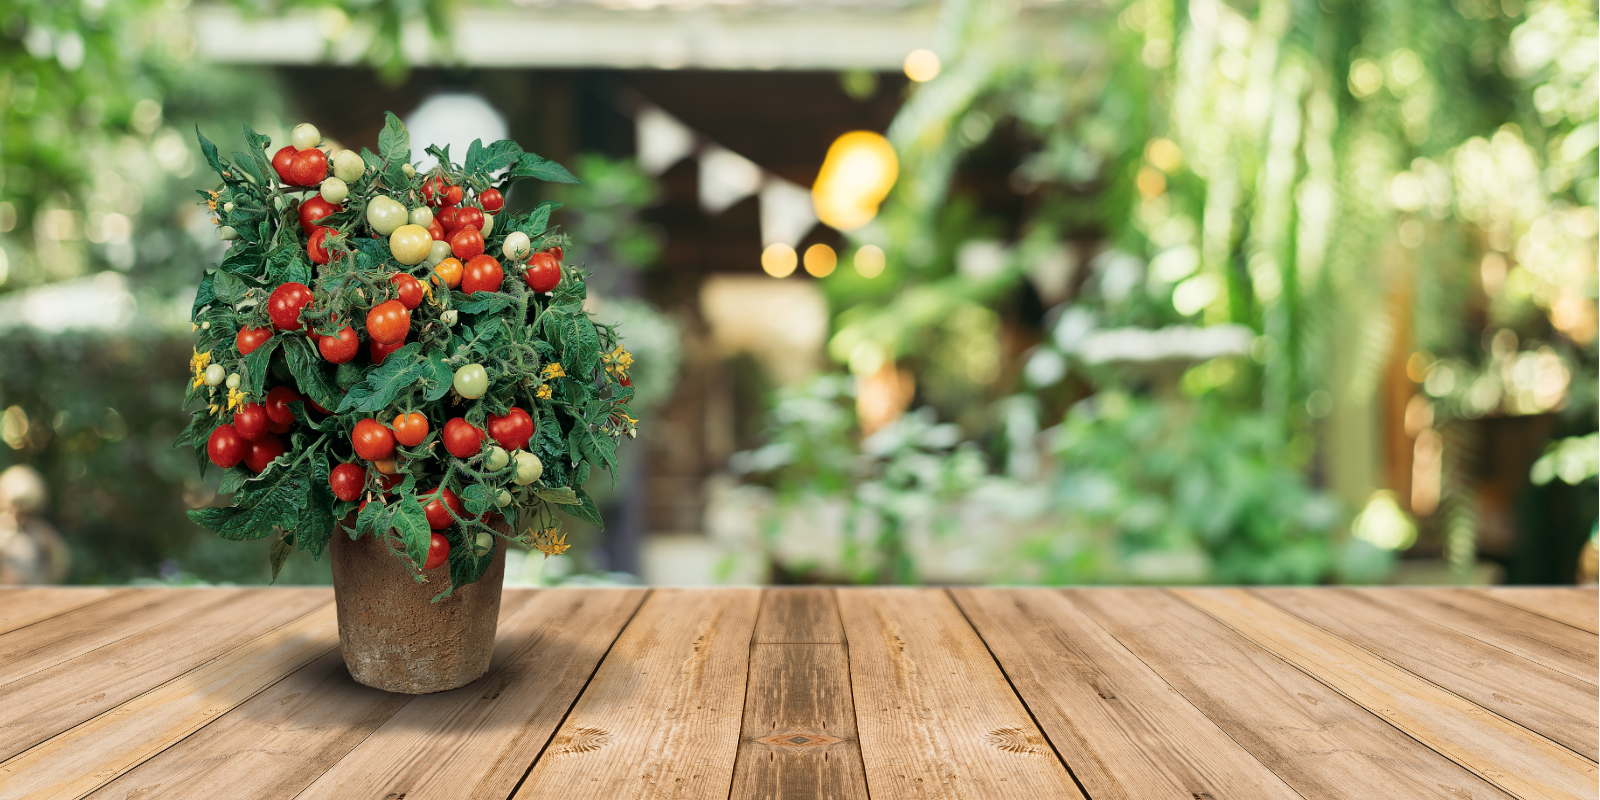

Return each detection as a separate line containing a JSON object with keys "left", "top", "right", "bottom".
{"left": 179, "top": 114, "right": 638, "bottom": 694}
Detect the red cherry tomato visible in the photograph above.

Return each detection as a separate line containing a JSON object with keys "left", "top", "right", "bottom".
{"left": 308, "top": 227, "right": 334, "bottom": 265}
{"left": 298, "top": 196, "right": 341, "bottom": 233}
{"left": 442, "top": 185, "right": 463, "bottom": 208}
{"left": 449, "top": 225, "right": 484, "bottom": 261}
{"left": 319, "top": 325, "right": 359, "bottom": 363}
{"left": 424, "top": 532, "right": 450, "bottom": 569}
{"left": 378, "top": 473, "right": 403, "bottom": 493}
{"left": 234, "top": 403, "right": 268, "bottom": 442}
{"left": 486, "top": 406, "right": 533, "bottom": 451}
{"left": 547, "top": 246, "right": 563, "bottom": 264}
{"left": 436, "top": 206, "right": 460, "bottom": 235}
{"left": 442, "top": 417, "right": 486, "bottom": 458}
{"left": 525, "top": 251, "right": 561, "bottom": 294}
{"left": 365, "top": 299, "right": 410, "bottom": 345}
{"left": 370, "top": 338, "right": 404, "bottom": 365}
{"left": 479, "top": 188, "right": 504, "bottom": 213}
{"left": 268, "top": 282, "right": 315, "bottom": 331}
{"left": 390, "top": 273, "right": 424, "bottom": 310}
{"left": 306, "top": 395, "right": 335, "bottom": 415}
{"left": 620, "top": 375, "right": 632, "bottom": 387}
{"left": 237, "top": 326, "right": 273, "bottom": 356}
{"left": 392, "top": 412, "right": 430, "bottom": 447}
{"left": 272, "top": 146, "right": 297, "bottom": 184}
{"left": 455, "top": 206, "right": 484, "bottom": 233}
{"left": 265, "top": 386, "right": 301, "bottom": 427}
{"left": 423, "top": 175, "right": 449, "bottom": 207}
{"left": 243, "top": 434, "right": 286, "bottom": 473}
{"left": 422, "top": 487, "right": 464, "bottom": 530}
{"left": 207, "top": 424, "right": 246, "bottom": 468}
{"left": 461, "top": 255, "right": 503, "bottom": 295}
{"left": 352, "top": 418, "right": 395, "bottom": 461}
{"left": 330, "top": 462, "right": 364, "bottom": 502}
{"left": 428, "top": 220, "right": 445, "bottom": 241}
{"left": 288, "top": 148, "right": 328, "bottom": 187}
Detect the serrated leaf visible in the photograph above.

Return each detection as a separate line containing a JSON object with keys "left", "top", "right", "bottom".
{"left": 423, "top": 357, "right": 453, "bottom": 402}
{"left": 464, "top": 138, "right": 486, "bottom": 173}
{"left": 566, "top": 487, "right": 605, "bottom": 527}
{"left": 534, "top": 486, "right": 580, "bottom": 505}
{"left": 196, "top": 126, "right": 225, "bottom": 176}
{"left": 192, "top": 273, "right": 216, "bottom": 319}
{"left": 394, "top": 498, "right": 432, "bottom": 569}
{"left": 284, "top": 337, "right": 341, "bottom": 411}
{"left": 443, "top": 530, "right": 494, "bottom": 602}
{"left": 460, "top": 482, "right": 496, "bottom": 516}
{"left": 516, "top": 201, "right": 558, "bottom": 239}
{"left": 188, "top": 460, "right": 312, "bottom": 541}
{"left": 337, "top": 343, "right": 438, "bottom": 413}
{"left": 218, "top": 466, "right": 253, "bottom": 495}
{"left": 378, "top": 111, "right": 411, "bottom": 165}
{"left": 243, "top": 335, "right": 281, "bottom": 396}
{"left": 241, "top": 122, "right": 273, "bottom": 153}
{"left": 211, "top": 270, "right": 250, "bottom": 305}
{"left": 355, "top": 495, "right": 385, "bottom": 539}
{"left": 264, "top": 245, "right": 312, "bottom": 287}
{"left": 231, "top": 152, "right": 265, "bottom": 186}
{"left": 269, "top": 533, "right": 294, "bottom": 583}
{"left": 478, "top": 140, "right": 523, "bottom": 175}
{"left": 510, "top": 153, "right": 579, "bottom": 184}
{"left": 454, "top": 292, "right": 517, "bottom": 315}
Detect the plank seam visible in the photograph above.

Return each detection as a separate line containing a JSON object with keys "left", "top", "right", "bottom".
{"left": 1242, "top": 587, "right": 1598, "bottom": 765}
{"left": 503, "top": 587, "right": 653, "bottom": 800}
{"left": 942, "top": 588, "right": 1095, "bottom": 800}
{"left": 834, "top": 588, "right": 873, "bottom": 800}
{"left": 1470, "top": 589, "right": 1599, "bottom": 635}
{"left": 724, "top": 589, "right": 763, "bottom": 800}
{"left": 1170, "top": 588, "right": 1599, "bottom": 798}
{"left": 1048, "top": 589, "right": 1312, "bottom": 800}
{"left": 0, "top": 588, "right": 130, "bottom": 638}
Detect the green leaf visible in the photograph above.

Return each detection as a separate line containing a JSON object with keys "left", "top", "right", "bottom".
{"left": 242, "top": 336, "right": 281, "bottom": 396}
{"left": 192, "top": 273, "right": 215, "bottom": 318}
{"left": 337, "top": 343, "right": 441, "bottom": 413}
{"left": 464, "top": 138, "right": 486, "bottom": 173}
{"left": 534, "top": 486, "right": 580, "bottom": 505}
{"left": 195, "top": 126, "right": 225, "bottom": 177}
{"left": 477, "top": 140, "right": 523, "bottom": 175}
{"left": 460, "top": 482, "right": 496, "bottom": 516}
{"left": 510, "top": 153, "right": 579, "bottom": 184}
{"left": 454, "top": 292, "right": 517, "bottom": 315}
{"left": 269, "top": 533, "right": 294, "bottom": 583}
{"left": 241, "top": 122, "right": 273, "bottom": 153}
{"left": 284, "top": 337, "right": 341, "bottom": 412}
{"left": 355, "top": 495, "right": 385, "bottom": 539}
{"left": 218, "top": 466, "right": 253, "bottom": 495}
{"left": 231, "top": 152, "right": 265, "bottom": 186}
{"left": 516, "top": 201, "right": 559, "bottom": 239}
{"left": 264, "top": 245, "right": 312, "bottom": 287}
{"left": 188, "top": 460, "right": 312, "bottom": 541}
{"left": 394, "top": 498, "right": 432, "bottom": 569}
{"left": 378, "top": 111, "right": 411, "bottom": 165}
{"left": 442, "top": 530, "right": 494, "bottom": 602}
{"left": 566, "top": 487, "right": 605, "bottom": 527}
{"left": 423, "top": 357, "right": 453, "bottom": 402}
{"left": 211, "top": 270, "right": 250, "bottom": 305}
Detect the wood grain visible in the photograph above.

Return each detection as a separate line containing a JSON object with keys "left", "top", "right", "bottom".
{"left": 1068, "top": 588, "right": 1514, "bottom": 800}
{"left": 0, "top": 602, "right": 337, "bottom": 800}
{"left": 952, "top": 588, "right": 1301, "bottom": 800}
{"left": 1354, "top": 588, "right": 1598, "bottom": 686}
{"left": 297, "top": 588, "right": 647, "bottom": 800}
{"left": 0, "top": 588, "right": 122, "bottom": 635}
{"left": 0, "top": 589, "right": 228, "bottom": 686}
{"left": 1476, "top": 587, "right": 1600, "bottom": 634}
{"left": 838, "top": 588, "right": 1087, "bottom": 800}
{"left": 753, "top": 588, "right": 845, "bottom": 643}
{"left": 1177, "top": 588, "right": 1597, "bottom": 800}
{"left": 512, "top": 588, "right": 760, "bottom": 800}
{"left": 0, "top": 588, "right": 330, "bottom": 761}
{"left": 86, "top": 647, "right": 410, "bottom": 800}
{"left": 1256, "top": 587, "right": 1599, "bottom": 760}
{"left": 730, "top": 589, "right": 866, "bottom": 800}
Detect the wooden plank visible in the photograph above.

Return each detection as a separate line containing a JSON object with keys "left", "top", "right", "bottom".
{"left": 730, "top": 589, "right": 866, "bottom": 800}
{"left": 85, "top": 648, "right": 410, "bottom": 800}
{"left": 93, "top": 590, "right": 544, "bottom": 800}
{"left": 1355, "top": 588, "right": 1598, "bottom": 687}
{"left": 837, "top": 588, "right": 1087, "bottom": 800}
{"left": 511, "top": 588, "right": 759, "bottom": 800}
{"left": 951, "top": 588, "right": 1302, "bottom": 800}
{"left": 0, "top": 589, "right": 230, "bottom": 686}
{"left": 0, "top": 588, "right": 330, "bottom": 761}
{"left": 0, "top": 588, "right": 122, "bottom": 635}
{"left": 1068, "top": 588, "right": 1515, "bottom": 800}
{"left": 1257, "top": 587, "right": 1599, "bottom": 760}
{"left": 1176, "top": 588, "right": 1597, "bottom": 800}
{"left": 753, "top": 588, "right": 845, "bottom": 643}
{"left": 0, "top": 602, "right": 337, "bottom": 800}
{"left": 1476, "top": 588, "right": 1600, "bottom": 634}
{"left": 297, "top": 588, "right": 648, "bottom": 800}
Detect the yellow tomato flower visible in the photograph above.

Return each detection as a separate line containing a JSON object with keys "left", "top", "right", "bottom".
{"left": 542, "top": 362, "right": 566, "bottom": 379}
{"left": 535, "top": 384, "right": 552, "bottom": 400}
{"left": 535, "top": 528, "right": 570, "bottom": 558}
{"left": 226, "top": 386, "right": 246, "bottom": 411}
{"left": 190, "top": 349, "right": 213, "bottom": 388}
{"left": 604, "top": 345, "right": 633, "bottom": 379}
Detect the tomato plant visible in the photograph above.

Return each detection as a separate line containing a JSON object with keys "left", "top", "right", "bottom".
{"left": 308, "top": 227, "right": 334, "bottom": 265}
{"left": 433, "top": 257, "right": 464, "bottom": 289}
{"left": 352, "top": 418, "right": 396, "bottom": 461}
{"left": 461, "top": 255, "right": 503, "bottom": 295}
{"left": 330, "top": 462, "right": 365, "bottom": 502}
{"left": 392, "top": 412, "right": 430, "bottom": 447}
{"left": 369, "top": 338, "right": 404, "bottom": 365}
{"left": 365, "top": 299, "right": 410, "bottom": 345}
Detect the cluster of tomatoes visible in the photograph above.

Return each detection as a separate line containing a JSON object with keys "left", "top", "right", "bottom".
{"left": 204, "top": 121, "right": 571, "bottom": 572}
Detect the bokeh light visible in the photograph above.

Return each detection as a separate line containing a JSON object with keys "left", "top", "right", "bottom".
{"left": 803, "top": 244, "right": 837, "bottom": 277}
{"left": 812, "top": 132, "right": 899, "bottom": 232}
{"left": 761, "top": 243, "right": 798, "bottom": 278}
{"left": 854, "top": 245, "right": 886, "bottom": 278}
{"left": 903, "top": 49, "right": 941, "bottom": 82}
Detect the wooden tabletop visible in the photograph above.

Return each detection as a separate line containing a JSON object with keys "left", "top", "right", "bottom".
{"left": 0, "top": 587, "right": 1594, "bottom": 800}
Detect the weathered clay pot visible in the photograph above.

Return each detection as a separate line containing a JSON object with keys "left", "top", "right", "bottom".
{"left": 329, "top": 522, "right": 508, "bottom": 694}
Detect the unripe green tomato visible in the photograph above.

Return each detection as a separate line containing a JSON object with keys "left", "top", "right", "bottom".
{"left": 513, "top": 451, "right": 543, "bottom": 485}
{"left": 481, "top": 211, "right": 494, "bottom": 235}
{"left": 424, "top": 240, "right": 452, "bottom": 267}
{"left": 332, "top": 150, "right": 365, "bottom": 183}
{"left": 225, "top": 372, "right": 241, "bottom": 389}
{"left": 496, "top": 489, "right": 513, "bottom": 508}
{"left": 223, "top": 202, "right": 235, "bottom": 213}
{"left": 502, "top": 231, "right": 531, "bottom": 261}
{"left": 201, "top": 321, "right": 211, "bottom": 330}
{"left": 453, "top": 363, "right": 489, "bottom": 399}
{"left": 442, "top": 309, "right": 459, "bottom": 326}
{"left": 365, "top": 196, "right": 407, "bottom": 236}
{"left": 218, "top": 225, "right": 238, "bottom": 240}
{"left": 320, "top": 176, "right": 348, "bottom": 205}
{"left": 204, "top": 363, "right": 226, "bottom": 386}
{"left": 402, "top": 163, "right": 416, "bottom": 177}
{"left": 389, "top": 224, "right": 433, "bottom": 266}
{"left": 291, "top": 123, "right": 321, "bottom": 150}
{"left": 409, "top": 206, "right": 434, "bottom": 228}
{"left": 474, "top": 530, "right": 494, "bottom": 555}
{"left": 486, "top": 446, "right": 510, "bottom": 471}
{"left": 272, "top": 196, "right": 286, "bottom": 211}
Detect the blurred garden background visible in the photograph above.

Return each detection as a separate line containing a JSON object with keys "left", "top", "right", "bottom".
{"left": 0, "top": 0, "right": 1594, "bottom": 588}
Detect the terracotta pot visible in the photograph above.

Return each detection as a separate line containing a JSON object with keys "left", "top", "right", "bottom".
{"left": 329, "top": 521, "right": 508, "bottom": 694}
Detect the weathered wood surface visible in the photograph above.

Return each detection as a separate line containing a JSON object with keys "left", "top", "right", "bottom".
{"left": 0, "top": 586, "right": 1594, "bottom": 800}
